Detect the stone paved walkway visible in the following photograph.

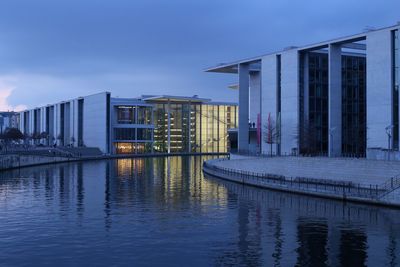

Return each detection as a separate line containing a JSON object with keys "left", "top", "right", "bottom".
{"left": 214, "top": 156, "right": 400, "bottom": 186}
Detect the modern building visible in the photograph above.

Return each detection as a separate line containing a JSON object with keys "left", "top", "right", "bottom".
{"left": 206, "top": 23, "right": 400, "bottom": 159}
{"left": 144, "top": 95, "right": 237, "bottom": 154}
{"left": 18, "top": 92, "right": 237, "bottom": 154}
{"left": 0, "top": 112, "right": 20, "bottom": 133}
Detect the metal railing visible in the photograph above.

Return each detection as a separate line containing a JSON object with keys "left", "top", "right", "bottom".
{"left": 377, "top": 174, "right": 400, "bottom": 199}
{"left": 203, "top": 159, "right": 400, "bottom": 202}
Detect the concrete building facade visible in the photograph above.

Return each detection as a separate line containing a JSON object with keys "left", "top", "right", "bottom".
{"left": 206, "top": 23, "right": 400, "bottom": 159}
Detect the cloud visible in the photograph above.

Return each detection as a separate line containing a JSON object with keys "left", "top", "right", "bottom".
{"left": 0, "top": 0, "right": 398, "bottom": 108}
{"left": 0, "top": 77, "right": 27, "bottom": 112}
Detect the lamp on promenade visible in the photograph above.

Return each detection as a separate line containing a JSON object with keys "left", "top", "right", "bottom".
{"left": 385, "top": 125, "right": 394, "bottom": 160}
{"left": 329, "top": 127, "right": 336, "bottom": 158}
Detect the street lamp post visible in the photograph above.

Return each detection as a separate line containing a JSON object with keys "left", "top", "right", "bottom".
{"left": 329, "top": 127, "right": 336, "bottom": 158}
{"left": 385, "top": 125, "right": 394, "bottom": 161}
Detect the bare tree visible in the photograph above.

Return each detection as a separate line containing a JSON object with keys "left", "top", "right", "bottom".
{"left": 263, "top": 113, "right": 280, "bottom": 156}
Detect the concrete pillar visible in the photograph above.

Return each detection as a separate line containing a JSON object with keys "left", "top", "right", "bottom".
{"left": 328, "top": 44, "right": 342, "bottom": 157}
{"left": 261, "top": 55, "right": 277, "bottom": 155}
{"left": 238, "top": 63, "right": 250, "bottom": 153}
{"left": 280, "top": 49, "right": 299, "bottom": 155}
{"left": 167, "top": 100, "right": 171, "bottom": 154}
{"left": 249, "top": 72, "right": 261, "bottom": 154}
{"left": 366, "top": 29, "right": 393, "bottom": 150}
{"left": 249, "top": 72, "right": 261, "bottom": 125}
{"left": 303, "top": 53, "right": 310, "bottom": 126}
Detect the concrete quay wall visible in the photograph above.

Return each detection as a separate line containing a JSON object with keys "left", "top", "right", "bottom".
{"left": 203, "top": 158, "right": 400, "bottom": 208}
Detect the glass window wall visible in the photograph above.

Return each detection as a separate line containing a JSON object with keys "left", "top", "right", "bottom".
{"left": 137, "top": 107, "right": 152, "bottom": 124}
{"left": 117, "top": 106, "right": 136, "bottom": 124}
{"left": 137, "top": 128, "right": 153, "bottom": 141}
{"left": 114, "top": 128, "right": 135, "bottom": 140}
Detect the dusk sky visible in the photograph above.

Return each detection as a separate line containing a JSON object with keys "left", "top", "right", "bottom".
{"left": 0, "top": 0, "right": 399, "bottom": 110}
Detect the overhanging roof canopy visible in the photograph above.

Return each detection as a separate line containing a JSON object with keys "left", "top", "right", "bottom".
{"left": 205, "top": 60, "right": 262, "bottom": 74}
{"left": 205, "top": 23, "right": 399, "bottom": 74}
{"left": 142, "top": 95, "right": 211, "bottom": 103}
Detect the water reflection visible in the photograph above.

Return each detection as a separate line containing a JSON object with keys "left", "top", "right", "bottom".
{"left": 0, "top": 157, "right": 398, "bottom": 266}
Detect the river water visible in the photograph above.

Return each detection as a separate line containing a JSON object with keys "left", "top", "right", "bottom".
{"left": 0, "top": 156, "right": 399, "bottom": 266}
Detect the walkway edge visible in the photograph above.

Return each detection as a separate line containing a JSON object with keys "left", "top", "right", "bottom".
{"left": 202, "top": 160, "right": 400, "bottom": 209}
{"left": 0, "top": 152, "right": 228, "bottom": 172}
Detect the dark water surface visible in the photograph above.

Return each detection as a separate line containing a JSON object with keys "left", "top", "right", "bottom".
{"left": 0, "top": 156, "right": 399, "bottom": 266}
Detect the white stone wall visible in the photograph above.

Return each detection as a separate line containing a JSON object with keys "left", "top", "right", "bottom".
{"left": 83, "top": 92, "right": 109, "bottom": 153}
{"left": 249, "top": 72, "right": 261, "bottom": 126}
{"left": 28, "top": 110, "right": 34, "bottom": 135}
{"left": 261, "top": 54, "right": 278, "bottom": 154}
{"left": 49, "top": 106, "right": 55, "bottom": 144}
{"left": 64, "top": 102, "right": 71, "bottom": 145}
{"left": 280, "top": 49, "right": 299, "bottom": 155}
{"left": 328, "top": 44, "right": 342, "bottom": 157}
{"left": 55, "top": 103, "right": 61, "bottom": 145}
{"left": 71, "top": 99, "right": 79, "bottom": 147}
{"left": 366, "top": 29, "right": 393, "bottom": 149}
{"left": 18, "top": 112, "right": 24, "bottom": 132}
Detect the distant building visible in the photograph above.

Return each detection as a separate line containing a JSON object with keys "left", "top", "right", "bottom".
{"left": 18, "top": 92, "right": 237, "bottom": 154}
{"left": 0, "top": 112, "right": 20, "bottom": 133}
{"left": 206, "top": 23, "right": 399, "bottom": 160}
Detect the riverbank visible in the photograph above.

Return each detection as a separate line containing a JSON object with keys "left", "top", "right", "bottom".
{"left": 0, "top": 152, "right": 228, "bottom": 171}
{"left": 203, "top": 156, "right": 400, "bottom": 208}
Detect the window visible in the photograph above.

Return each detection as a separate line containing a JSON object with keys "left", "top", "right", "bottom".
{"left": 117, "top": 107, "right": 135, "bottom": 124}
{"left": 137, "top": 128, "right": 153, "bottom": 141}
{"left": 114, "top": 128, "right": 135, "bottom": 140}
{"left": 137, "top": 107, "right": 152, "bottom": 124}
{"left": 115, "top": 143, "right": 134, "bottom": 154}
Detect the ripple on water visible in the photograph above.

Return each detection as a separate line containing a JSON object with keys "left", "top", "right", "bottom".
{"left": 0, "top": 156, "right": 399, "bottom": 267}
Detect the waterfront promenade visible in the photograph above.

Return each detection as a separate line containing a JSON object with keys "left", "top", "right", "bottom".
{"left": 213, "top": 156, "right": 400, "bottom": 186}
{"left": 0, "top": 148, "right": 228, "bottom": 171}
{"left": 203, "top": 156, "right": 400, "bottom": 207}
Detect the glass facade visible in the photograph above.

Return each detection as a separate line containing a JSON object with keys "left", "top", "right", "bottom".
{"left": 153, "top": 104, "right": 168, "bottom": 152}
{"left": 114, "top": 142, "right": 151, "bottom": 154}
{"left": 342, "top": 55, "right": 366, "bottom": 156}
{"left": 112, "top": 100, "right": 237, "bottom": 154}
{"left": 308, "top": 53, "right": 329, "bottom": 154}
{"left": 137, "top": 107, "right": 152, "bottom": 124}
{"left": 113, "top": 104, "right": 153, "bottom": 154}
{"left": 114, "top": 128, "right": 136, "bottom": 140}
{"left": 300, "top": 52, "right": 366, "bottom": 156}
{"left": 117, "top": 106, "right": 136, "bottom": 124}
{"left": 137, "top": 128, "right": 152, "bottom": 141}
{"left": 152, "top": 101, "right": 237, "bottom": 153}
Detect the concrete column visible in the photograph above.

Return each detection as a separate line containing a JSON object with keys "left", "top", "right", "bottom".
{"left": 303, "top": 53, "right": 310, "bottom": 126}
{"left": 261, "top": 55, "right": 277, "bottom": 155}
{"left": 280, "top": 49, "right": 299, "bottom": 155}
{"left": 249, "top": 72, "right": 261, "bottom": 154}
{"left": 328, "top": 44, "right": 342, "bottom": 157}
{"left": 249, "top": 72, "right": 261, "bottom": 125}
{"left": 167, "top": 100, "right": 171, "bottom": 154}
{"left": 238, "top": 63, "right": 250, "bottom": 153}
{"left": 366, "top": 29, "right": 392, "bottom": 150}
